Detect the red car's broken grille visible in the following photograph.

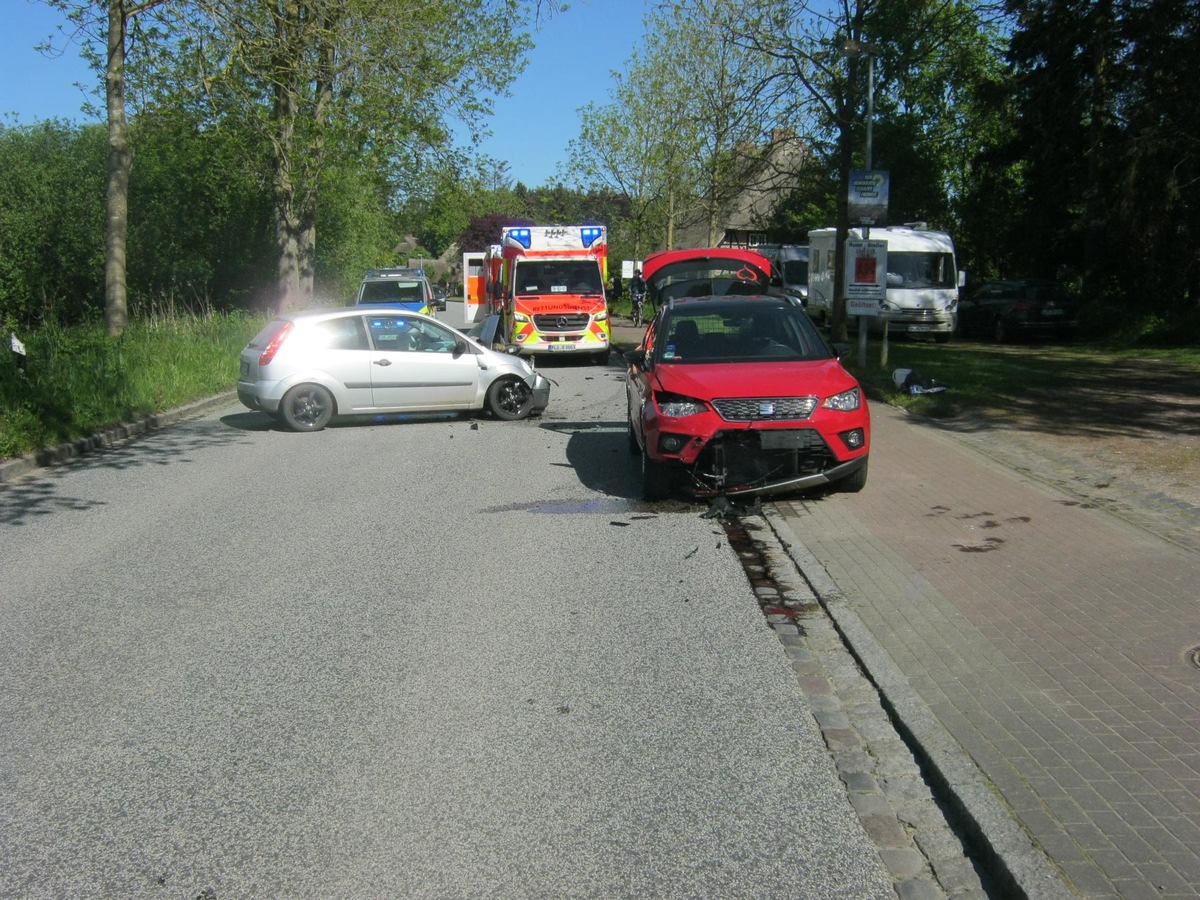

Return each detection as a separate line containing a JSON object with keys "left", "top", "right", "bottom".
{"left": 713, "top": 397, "right": 818, "bottom": 422}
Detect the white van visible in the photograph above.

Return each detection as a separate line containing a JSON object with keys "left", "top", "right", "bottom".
{"left": 807, "top": 224, "right": 962, "bottom": 342}
{"left": 756, "top": 243, "right": 810, "bottom": 307}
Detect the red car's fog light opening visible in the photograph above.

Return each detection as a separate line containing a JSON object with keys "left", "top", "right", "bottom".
{"left": 657, "top": 433, "right": 689, "bottom": 455}
{"left": 839, "top": 428, "right": 866, "bottom": 450}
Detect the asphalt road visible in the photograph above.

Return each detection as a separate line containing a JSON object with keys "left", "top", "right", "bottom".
{"left": 0, "top": 329, "right": 893, "bottom": 898}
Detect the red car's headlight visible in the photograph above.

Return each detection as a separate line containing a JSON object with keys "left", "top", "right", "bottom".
{"left": 822, "top": 387, "right": 862, "bottom": 412}
{"left": 655, "top": 392, "right": 708, "bottom": 417}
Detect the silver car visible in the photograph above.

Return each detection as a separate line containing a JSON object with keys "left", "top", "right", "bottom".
{"left": 237, "top": 307, "right": 551, "bottom": 431}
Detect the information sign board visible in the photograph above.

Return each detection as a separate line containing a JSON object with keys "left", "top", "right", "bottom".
{"left": 845, "top": 240, "right": 887, "bottom": 316}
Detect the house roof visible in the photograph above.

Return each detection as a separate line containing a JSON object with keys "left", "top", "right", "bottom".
{"left": 675, "top": 130, "right": 806, "bottom": 248}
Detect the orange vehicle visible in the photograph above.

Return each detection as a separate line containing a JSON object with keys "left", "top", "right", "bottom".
{"left": 462, "top": 250, "right": 487, "bottom": 323}
{"left": 485, "top": 225, "right": 611, "bottom": 364}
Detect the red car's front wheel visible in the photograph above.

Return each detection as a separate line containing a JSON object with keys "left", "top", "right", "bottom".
{"left": 642, "top": 446, "right": 673, "bottom": 500}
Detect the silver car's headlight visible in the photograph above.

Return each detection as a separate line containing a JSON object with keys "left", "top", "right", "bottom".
{"left": 656, "top": 393, "right": 707, "bottom": 417}
{"left": 822, "top": 387, "right": 861, "bottom": 412}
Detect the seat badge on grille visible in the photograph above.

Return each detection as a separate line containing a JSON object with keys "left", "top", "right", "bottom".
{"left": 759, "top": 401, "right": 776, "bottom": 416}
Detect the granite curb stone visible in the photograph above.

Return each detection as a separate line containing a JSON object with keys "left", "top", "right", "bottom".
{"left": 0, "top": 391, "right": 237, "bottom": 484}
{"left": 747, "top": 512, "right": 997, "bottom": 899}
{"left": 763, "top": 509, "right": 1072, "bottom": 900}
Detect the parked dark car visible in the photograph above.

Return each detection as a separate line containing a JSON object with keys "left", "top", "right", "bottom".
{"left": 957, "top": 279, "right": 1079, "bottom": 342}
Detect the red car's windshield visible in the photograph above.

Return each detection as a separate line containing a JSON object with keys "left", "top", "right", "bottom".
{"left": 654, "top": 305, "right": 833, "bottom": 365}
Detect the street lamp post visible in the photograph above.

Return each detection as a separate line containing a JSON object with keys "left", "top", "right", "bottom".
{"left": 840, "top": 39, "right": 881, "bottom": 367}
{"left": 841, "top": 40, "right": 878, "bottom": 173}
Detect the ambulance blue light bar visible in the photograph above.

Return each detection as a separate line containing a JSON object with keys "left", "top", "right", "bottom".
{"left": 580, "top": 226, "right": 604, "bottom": 248}
{"left": 504, "top": 226, "right": 605, "bottom": 249}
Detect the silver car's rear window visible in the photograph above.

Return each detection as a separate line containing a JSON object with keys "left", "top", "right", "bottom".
{"left": 247, "top": 319, "right": 290, "bottom": 349}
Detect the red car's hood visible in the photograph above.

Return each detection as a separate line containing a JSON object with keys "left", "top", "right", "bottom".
{"left": 652, "top": 358, "right": 858, "bottom": 401}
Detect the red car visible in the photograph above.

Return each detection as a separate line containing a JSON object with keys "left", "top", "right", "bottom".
{"left": 624, "top": 248, "right": 870, "bottom": 500}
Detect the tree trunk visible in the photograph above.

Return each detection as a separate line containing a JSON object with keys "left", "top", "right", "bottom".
{"left": 271, "top": 5, "right": 303, "bottom": 313}
{"left": 297, "top": 23, "right": 337, "bottom": 303}
{"left": 105, "top": 0, "right": 132, "bottom": 337}
{"left": 666, "top": 187, "right": 675, "bottom": 250}
{"left": 272, "top": 121, "right": 303, "bottom": 312}
{"left": 1082, "top": 0, "right": 1112, "bottom": 303}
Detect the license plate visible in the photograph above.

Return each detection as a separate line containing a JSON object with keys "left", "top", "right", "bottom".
{"left": 547, "top": 343, "right": 576, "bottom": 352}
{"left": 1041, "top": 308, "right": 1064, "bottom": 316}
{"left": 760, "top": 430, "right": 813, "bottom": 450}
{"left": 907, "top": 324, "right": 931, "bottom": 333}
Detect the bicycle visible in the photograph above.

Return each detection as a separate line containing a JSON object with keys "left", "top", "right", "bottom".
{"left": 631, "top": 290, "right": 646, "bottom": 327}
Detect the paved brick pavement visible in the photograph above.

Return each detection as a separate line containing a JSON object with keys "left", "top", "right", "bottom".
{"left": 774, "top": 402, "right": 1200, "bottom": 899}
{"left": 732, "top": 517, "right": 1001, "bottom": 898}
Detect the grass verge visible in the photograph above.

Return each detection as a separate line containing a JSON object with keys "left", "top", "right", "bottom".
{"left": 1, "top": 313, "right": 265, "bottom": 461}
{"left": 840, "top": 336, "right": 1200, "bottom": 421}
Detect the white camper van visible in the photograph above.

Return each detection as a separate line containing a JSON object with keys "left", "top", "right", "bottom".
{"left": 756, "top": 243, "right": 810, "bottom": 306}
{"left": 807, "top": 224, "right": 962, "bottom": 342}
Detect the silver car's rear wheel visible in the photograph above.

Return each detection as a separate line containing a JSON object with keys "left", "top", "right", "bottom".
{"left": 486, "top": 378, "right": 533, "bottom": 420}
{"left": 281, "top": 384, "right": 334, "bottom": 431}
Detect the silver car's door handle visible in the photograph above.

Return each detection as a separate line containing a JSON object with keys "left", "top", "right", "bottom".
{"left": 374, "top": 358, "right": 392, "bottom": 367}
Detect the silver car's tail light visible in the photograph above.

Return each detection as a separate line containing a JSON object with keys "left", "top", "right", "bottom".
{"left": 259, "top": 321, "right": 295, "bottom": 366}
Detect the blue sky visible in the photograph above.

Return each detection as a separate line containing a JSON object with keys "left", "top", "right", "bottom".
{"left": 1, "top": 0, "right": 651, "bottom": 187}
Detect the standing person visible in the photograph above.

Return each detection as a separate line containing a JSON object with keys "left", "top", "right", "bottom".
{"left": 629, "top": 268, "right": 647, "bottom": 326}
{"left": 609, "top": 271, "right": 623, "bottom": 306}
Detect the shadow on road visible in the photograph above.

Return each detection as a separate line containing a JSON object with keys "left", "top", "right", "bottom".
{"left": 0, "top": 418, "right": 252, "bottom": 527}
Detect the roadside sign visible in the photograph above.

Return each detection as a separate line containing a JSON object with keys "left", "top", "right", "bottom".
{"left": 848, "top": 170, "right": 890, "bottom": 226}
{"left": 845, "top": 240, "right": 886, "bottom": 316}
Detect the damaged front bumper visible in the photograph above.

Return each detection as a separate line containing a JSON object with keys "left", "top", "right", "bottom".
{"left": 672, "top": 426, "right": 868, "bottom": 497}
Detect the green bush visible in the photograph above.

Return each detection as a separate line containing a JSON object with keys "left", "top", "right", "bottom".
{"left": 1, "top": 312, "right": 264, "bottom": 461}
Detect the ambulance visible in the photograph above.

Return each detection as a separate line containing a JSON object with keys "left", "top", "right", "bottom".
{"left": 485, "top": 225, "right": 611, "bottom": 364}
{"left": 462, "top": 250, "right": 486, "bottom": 323}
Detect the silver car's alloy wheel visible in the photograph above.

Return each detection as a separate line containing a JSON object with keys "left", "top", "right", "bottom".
{"left": 281, "top": 384, "right": 334, "bottom": 431}
{"left": 487, "top": 378, "right": 533, "bottom": 421}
